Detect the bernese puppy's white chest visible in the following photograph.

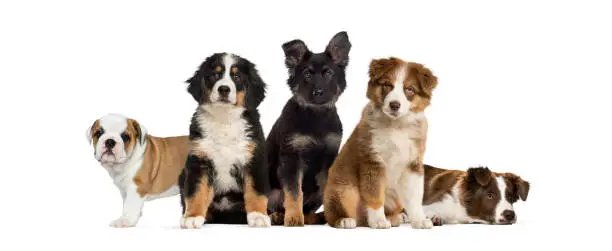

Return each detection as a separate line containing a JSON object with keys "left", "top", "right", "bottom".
{"left": 194, "top": 107, "right": 251, "bottom": 193}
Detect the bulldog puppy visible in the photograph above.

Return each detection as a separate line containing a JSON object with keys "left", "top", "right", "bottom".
{"left": 86, "top": 113, "right": 189, "bottom": 227}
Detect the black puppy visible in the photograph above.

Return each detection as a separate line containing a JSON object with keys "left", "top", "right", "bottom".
{"left": 178, "top": 53, "right": 270, "bottom": 228}
{"left": 266, "top": 32, "right": 351, "bottom": 226}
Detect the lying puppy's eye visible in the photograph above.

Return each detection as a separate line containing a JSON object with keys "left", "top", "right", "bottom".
{"left": 487, "top": 192, "right": 494, "bottom": 199}
{"left": 94, "top": 129, "right": 104, "bottom": 138}
{"left": 121, "top": 133, "right": 130, "bottom": 142}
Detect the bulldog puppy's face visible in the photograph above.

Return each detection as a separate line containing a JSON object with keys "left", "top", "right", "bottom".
{"left": 86, "top": 114, "right": 146, "bottom": 168}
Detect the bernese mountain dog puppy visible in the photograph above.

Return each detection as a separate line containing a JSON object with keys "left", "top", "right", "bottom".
{"left": 178, "top": 53, "right": 270, "bottom": 228}
{"left": 266, "top": 32, "right": 351, "bottom": 226}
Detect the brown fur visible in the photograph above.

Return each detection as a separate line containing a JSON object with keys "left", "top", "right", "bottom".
{"left": 235, "top": 90, "right": 245, "bottom": 107}
{"left": 89, "top": 120, "right": 102, "bottom": 146}
{"left": 133, "top": 135, "right": 190, "bottom": 197}
{"left": 243, "top": 175, "right": 268, "bottom": 214}
{"left": 324, "top": 57, "right": 438, "bottom": 228}
{"left": 184, "top": 180, "right": 214, "bottom": 218}
{"left": 283, "top": 187, "right": 304, "bottom": 226}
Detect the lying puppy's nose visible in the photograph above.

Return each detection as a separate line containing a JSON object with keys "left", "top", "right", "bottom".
{"left": 218, "top": 86, "right": 231, "bottom": 96}
{"left": 389, "top": 101, "right": 401, "bottom": 112}
{"left": 105, "top": 139, "right": 116, "bottom": 149}
{"left": 312, "top": 88, "right": 324, "bottom": 96}
{"left": 502, "top": 210, "right": 515, "bottom": 223}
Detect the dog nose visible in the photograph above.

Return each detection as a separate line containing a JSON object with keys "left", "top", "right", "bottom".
{"left": 105, "top": 139, "right": 116, "bottom": 149}
{"left": 312, "top": 88, "right": 324, "bottom": 96}
{"left": 502, "top": 210, "right": 515, "bottom": 222}
{"left": 389, "top": 101, "right": 401, "bottom": 112}
{"left": 218, "top": 86, "right": 231, "bottom": 96}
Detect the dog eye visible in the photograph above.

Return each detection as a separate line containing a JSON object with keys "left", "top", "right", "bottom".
{"left": 121, "top": 133, "right": 130, "bottom": 142}
{"left": 324, "top": 69, "right": 333, "bottom": 79}
{"left": 405, "top": 86, "right": 415, "bottom": 93}
{"left": 382, "top": 84, "right": 393, "bottom": 92}
{"left": 487, "top": 192, "right": 494, "bottom": 199}
{"left": 94, "top": 129, "right": 104, "bottom": 138}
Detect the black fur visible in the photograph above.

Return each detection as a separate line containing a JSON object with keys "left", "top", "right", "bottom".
{"left": 266, "top": 32, "right": 351, "bottom": 224}
{"left": 178, "top": 53, "right": 268, "bottom": 225}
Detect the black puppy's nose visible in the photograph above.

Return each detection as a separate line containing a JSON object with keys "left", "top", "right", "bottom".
{"left": 105, "top": 139, "right": 116, "bottom": 149}
{"left": 312, "top": 88, "right": 324, "bottom": 96}
{"left": 389, "top": 101, "right": 401, "bottom": 112}
{"left": 502, "top": 210, "right": 515, "bottom": 222}
{"left": 218, "top": 86, "right": 231, "bottom": 96}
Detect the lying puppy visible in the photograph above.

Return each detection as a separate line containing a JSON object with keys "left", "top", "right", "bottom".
{"left": 324, "top": 57, "right": 438, "bottom": 229}
{"left": 86, "top": 113, "right": 189, "bottom": 227}
{"left": 179, "top": 52, "right": 270, "bottom": 228}
{"left": 267, "top": 31, "right": 351, "bottom": 226}
{"left": 420, "top": 164, "right": 530, "bottom": 225}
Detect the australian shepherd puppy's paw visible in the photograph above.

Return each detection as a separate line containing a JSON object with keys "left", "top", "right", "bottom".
{"left": 180, "top": 216, "right": 206, "bottom": 229}
{"left": 109, "top": 217, "right": 138, "bottom": 228}
{"left": 247, "top": 212, "right": 271, "bottom": 228}
{"left": 411, "top": 218, "right": 434, "bottom": 229}
{"left": 335, "top": 218, "right": 357, "bottom": 229}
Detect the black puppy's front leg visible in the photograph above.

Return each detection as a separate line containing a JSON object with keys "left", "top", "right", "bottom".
{"left": 278, "top": 153, "right": 304, "bottom": 227}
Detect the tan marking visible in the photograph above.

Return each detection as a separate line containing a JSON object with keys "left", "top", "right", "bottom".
{"left": 244, "top": 175, "right": 268, "bottom": 214}
{"left": 215, "top": 65, "right": 222, "bottom": 72}
{"left": 231, "top": 66, "right": 238, "bottom": 73}
{"left": 283, "top": 187, "right": 304, "bottom": 226}
{"left": 288, "top": 134, "right": 316, "bottom": 151}
{"left": 235, "top": 90, "right": 245, "bottom": 107}
{"left": 124, "top": 119, "right": 141, "bottom": 153}
{"left": 89, "top": 120, "right": 101, "bottom": 146}
{"left": 184, "top": 179, "right": 214, "bottom": 218}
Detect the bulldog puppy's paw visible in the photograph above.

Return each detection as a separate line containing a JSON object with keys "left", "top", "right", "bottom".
{"left": 336, "top": 218, "right": 357, "bottom": 229}
{"left": 247, "top": 212, "right": 271, "bottom": 228}
{"left": 109, "top": 217, "right": 137, "bottom": 228}
{"left": 180, "top": 216, "right": 205, "bottom": 229}
{"left": 411, "top": 218, "right": 434, "bottom": 229}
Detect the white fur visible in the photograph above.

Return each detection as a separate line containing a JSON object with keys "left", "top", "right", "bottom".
{"left": 209, "top": 54, "right": 237, "bottom": 104}
{"left": 180, "top": 216, "right": 206, "bottom": 229}
{"left": 336, "top": 218, "right": 357, "bottom": 229}
{"left": 367, "top": 206, "right": 391, "bottom": 229}
{"left": 194, "top": 104, "right": 250, "bottom": 194}
{"left": 382, "top": 65, "right": 409, "bottom": 118}
{"left": 494, "top": 177, "right": 514, "bottom": 223}
{"left": 247, "top": 212, "right": 271, "bottom": 228}
{"left": 422, "top": 184, "right": 475, "bottom": 224}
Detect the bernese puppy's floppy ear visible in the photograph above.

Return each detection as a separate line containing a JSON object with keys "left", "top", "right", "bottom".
{"left": 467, "top": 166, "right": 492, "bottom": 187}
{"left": 325, "top": 31, "right": 351, "bottom": 67}
{"left": 282, "top": 39, "right": 309, "bottom": 70}
{"left": 186, "top": 71, "right": 204, "bottom": 103}
{"left": 245, "top": 60, "right": 267, "bottom": 108}
{"left": 411, "top": 62, "right": 438, "bottom": 97}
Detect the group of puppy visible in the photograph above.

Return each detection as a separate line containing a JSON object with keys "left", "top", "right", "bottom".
{"left": 86, "top": 31, "right": 530, "bottom": 229}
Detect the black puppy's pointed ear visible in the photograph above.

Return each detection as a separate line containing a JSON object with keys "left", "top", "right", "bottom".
{"left": 282, "top": 39, "right": 309, "bottom": 70}
{"left": 325, "top": 31, "right": 351, "bottom": 67}
{"left": 186, "top": 71, "right": 203, "bottom": 103}
{"left": 467, "top": 166, "right": 492, "bottom": 186}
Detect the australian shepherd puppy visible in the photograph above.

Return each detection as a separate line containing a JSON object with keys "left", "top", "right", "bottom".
{"left": 324, "top": 57, "right": 438, "bottom": 229}
{"left": 178, "top": 53, "right": 270, "bottom": 228}
{"left": 266, "top": 32, "right": 351, "bottom": 226}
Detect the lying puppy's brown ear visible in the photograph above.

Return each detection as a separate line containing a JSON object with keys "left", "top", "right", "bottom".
{"left": 467, "top": 167, "right": 492, "bottom": 186}
{"left": 505, "top": 173, "right": 530, "bottom": 201}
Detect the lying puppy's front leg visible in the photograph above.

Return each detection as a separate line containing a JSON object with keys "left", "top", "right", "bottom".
{"left": 110, "top": 186, "right": 144, "bottom": 228}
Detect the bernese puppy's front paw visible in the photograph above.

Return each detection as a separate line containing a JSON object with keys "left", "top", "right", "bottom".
{"left": 247, "top": 212, "right": 271, "bottom": 228}
{"left": 109, "top": 217, "right": 137, "bottom": 228}
{"left": 180, "top": 216, "right": 205, "bottom": 229}
{"left": 411, "top": 218, "right": 434, "bottom": 229}
{"left": 335, "top": 218, "right": 357, "bottom": 229}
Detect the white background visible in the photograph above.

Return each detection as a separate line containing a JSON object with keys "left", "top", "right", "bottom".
{"left": 1, "top": 0, "right": 610, "bottom": 250}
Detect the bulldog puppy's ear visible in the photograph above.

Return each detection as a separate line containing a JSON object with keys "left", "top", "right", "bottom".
{"left": 86, "top": 125, "right": 92, "bottom": 145}
{"left": 127, "top": 119, "right": 147, "bottom": 145}
{"left": 467, "top": 166, "right": 493, "bottom": 187}
{"left": 86, "top": 120, "right": 100, "bottom": 145}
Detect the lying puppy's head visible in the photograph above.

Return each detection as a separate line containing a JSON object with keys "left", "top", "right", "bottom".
{"left": 282, "top": 31, "right": 351, "bottom": 108}
{"left": 186, "top": 53, "right": 266, "bottom": 109}
{"left": 462, "top": 167, "right": 530, "bottom": 224}
{"left": 86, "top": 114, "right": 147, "bottom": 168}
{"left": 367, "top": 57, "right": 438, "bottom": 118}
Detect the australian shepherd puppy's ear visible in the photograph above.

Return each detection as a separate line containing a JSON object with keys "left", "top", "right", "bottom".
{"left": 411, "top": 62, "right": 438, "bottom": 97}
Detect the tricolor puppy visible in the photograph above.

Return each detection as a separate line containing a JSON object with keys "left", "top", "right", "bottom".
{"left": 267, "top": 31, "right": 350, "bottom": 226}
{"left": 324, "top": 57, "right": 438, "bottom": 229}
{"left": 179, "top": 53, "right": 270, "bottom": 228}
{"left": 420, "top": 165, "right": 530, "bottom": 225}
{"left": 86, "top": 113, "right": 189, "bottom": 227}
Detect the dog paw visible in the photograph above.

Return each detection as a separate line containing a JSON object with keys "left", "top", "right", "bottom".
{"left": 180, "top": 216, "right": 205, "bottom": 229}
{"left": 247, "top": 212, "right": 271, "bottom": 228}
{"left": 109, "top": 217, "right": 137, "bottom": 228}
{"left": 369, "top": 218, "right": 392, "bottom": 229}
{"left": 411, "top": 218, "right": 434, "bottom": 229}
{"left": 269, "top": 212, "right": 285, "bottom": 225}
{"left": 284, "top": 213, "right": 304, "bottom": 227}
{"left": 431, "top": 215, "right": 443, "bottom": 226}
{"left": 389, "top": 212, "right": 409, "bottom": 227}
{"left": 336, "top": 218, "right": 357, "bottom": 229}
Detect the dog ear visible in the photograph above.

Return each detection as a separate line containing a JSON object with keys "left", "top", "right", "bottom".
{"left": 245, "top": 61, "right": 267, "bottom": 108}
{"left": 411, "top": 63, "right": 438, "bottom": 97}
{"left": 282, "top": 39, "right": 309, "bottom": 70}
{"left": 186, "top": 71, "right": 204, "bottom": 103}
{"left": 86, "top": 120, "right": 100, "bottom": 145}
{"left": 467, "top": 166, "right": 492, "bottom": 187}
{"left": 325, "top": 31, "right": 351, "bottom": 67}
{"left": 128, "top": 119, "right": 147, "bottom": 145}
{"left": 505, "top": 173, "right": 530, "bottom": 201}
{"left": 369, "top": 58, "right": 397, "bottom": 80}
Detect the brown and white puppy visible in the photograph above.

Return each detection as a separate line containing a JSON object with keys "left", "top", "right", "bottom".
{"left": 324, "top": 57, "right": 438, "bottom": 229}
{"left": 86, "top": 113, "right": 189, "bottom": 227}
{"left": 420, "top": 165, "right": 530, "bottom": 225}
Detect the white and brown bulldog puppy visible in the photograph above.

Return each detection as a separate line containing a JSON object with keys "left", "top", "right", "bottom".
{"left": 86, "top": 113, "right": 189, "bottom": 227}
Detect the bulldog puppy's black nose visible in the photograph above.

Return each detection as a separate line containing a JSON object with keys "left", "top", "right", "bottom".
{"left": 389, "top": 101, "right": 401, "bottom": 112}
{"left": 502, "top": 210, "right": 515, "bottom": 222}
{"left": 312, "top": 88, "right": 324, "bottom": 96}
{"left": 105, "top": 139, "right": 116, "bottom": 149}
{"left": 218, "top": 86, "right": 230, "bottom": 96}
